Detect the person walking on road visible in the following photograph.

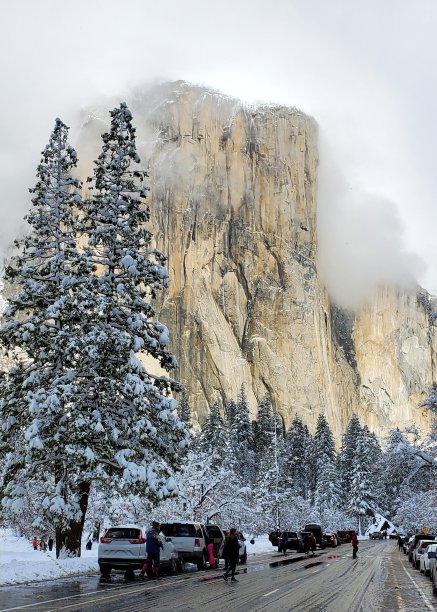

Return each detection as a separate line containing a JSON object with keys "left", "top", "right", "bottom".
{"left": 308, "top": 533, "right": 316, "bottom": 556}
{"left": 351, "top": 532, "right": 358, "bottom": 559}
{"left": 32, "top": 537, "right": 38, "bottom": 551}
{"left": 140, "top": 521, "right": 164, "bottom": 580}
{"left": 48, "top": 537, "right": 54, "bottom": 552}
{"left": 222, "top": 528, "right": 240, "bottom": 583}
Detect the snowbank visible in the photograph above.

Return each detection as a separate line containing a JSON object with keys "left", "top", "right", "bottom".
{"left": 245, "top": 534, "right": 274, "bottom": 554}
{"left": 0, "top": 533, "right": 98, "bottom": 586}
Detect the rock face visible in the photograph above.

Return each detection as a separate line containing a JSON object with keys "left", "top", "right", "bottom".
{"left": 78, "top": 82, "right": 436, "bottom": 439}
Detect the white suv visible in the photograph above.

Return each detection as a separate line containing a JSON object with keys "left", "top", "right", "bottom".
{"left": 98, "top": 524, "right": 180, "bottom": 578}
{"left": 160, "top": 521, "right": 219, "bottom": 569}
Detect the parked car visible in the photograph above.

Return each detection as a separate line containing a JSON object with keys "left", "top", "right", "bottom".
{"left": 337, "top": 530, "right": 356, "bottom": 544}
{"left": 419, "top": 543, "right": 437, "bottom": 576}
{"left": 370, "top": 532, "right": 384, "bottom": 540}
{"left": 304, "top": 524, "right": 326, "bottom": 549}
{"left": 408, "top": 534, "right": 436, "bottom": 564}
{"left": 429, "top": 550, "right": 437, "bottom": 583}
{"left": 433, "top": 561, "right": 437, "bottom": 596}
{"left": 237, "top": 531, "right": 248, "bottom": 564}
{"left": 160, "top": 521, "right": 211, "bottom": 570}
{"left": 278, "top": 531, "right": 304, "bottom": 553}
{"left": 412, "top": 539, "right": 436, "bottom": 570}
{"left": 98, "top": 524, "right": 180, "bottom": 578}
{"left": 323, "top": 533, "right": 338, "bottom": 548}
{"left": 269, "top": 530, "right": 281, "bottom": 547}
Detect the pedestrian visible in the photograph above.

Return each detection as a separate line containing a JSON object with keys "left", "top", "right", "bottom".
{"left": 40, "top": 537, "right": 47, "bottom": 551}
{"left": 303, "top": 532, "right": 310, "bottom": 554}
{"left": 140, "top": 521, "right": 163, "bottom": 580}
{"left": 222, "top": 528, "right": 240, "bottom": 583}
{"left": 351, "top": 532, "right": 358, "bottom": 559}
{"left": 308, "top": 532, "right": 316, "bottom": 556}
{"left": 397, "top": 535, "right": 403, "bottom": 551}
{"left": 48, "top": 537, "right": 54, "bottom": 552}
{"left": 222, "top": 530, "right": 229, "bottom": 571}
{"left": 280, "top": 532, "right": 288, "bottom": 555}
{"left": 86, "top": 539, "right": 92, "bottom": 550}
{"left": 32, "top": 537, "right": 38, "bottom": 551}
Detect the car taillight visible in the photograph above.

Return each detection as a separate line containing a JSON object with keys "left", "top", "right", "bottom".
{"left": 100, "top": 537, "right": 112, "bottom": 544}
{"left": 194, "top": 538, "right": 201, "bottom": 547}
{"left": 129, "top": 537, "right": 147, "bottom": 544}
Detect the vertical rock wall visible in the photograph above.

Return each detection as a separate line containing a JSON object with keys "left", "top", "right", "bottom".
{"left": 78, "top": 82, "right": 436, "bottom": 439}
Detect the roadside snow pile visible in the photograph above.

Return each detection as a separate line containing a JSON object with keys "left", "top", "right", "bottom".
{"left": 0, "top": 533, "right": 98, "bottom": 586}
{"left": 246, "top": 534, "right": 273, "bottom": 554}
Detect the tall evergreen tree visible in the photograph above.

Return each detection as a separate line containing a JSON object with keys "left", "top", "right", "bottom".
{"left": 312, "top": 414, "right": 340, "bottom": 511}
{"left": 0, "top": 120, "right": 90, "bottom": 556}
{"left": 283, "top": 415, "right": 312, "bottom": 500}
{"left": 66, "top": 103, "right": 189, "bottom": 554}
{"left": 197, "top": 401, "right": 230, "bottom": 465}
{"left": 253, "top": 394, "right": 276, "bottom": 460}
{"left": 338, "top": 414, "right": 362, "bottom": 505}
{"left": 178, "top": 390, "right": 192, "bottom": 431}
{"left": 229, "top": 385, "right": 255, "bottom": 483}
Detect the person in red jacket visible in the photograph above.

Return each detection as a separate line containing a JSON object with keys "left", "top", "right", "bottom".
{"left": 351, "top": 532, "right": 358, "bottom": 559}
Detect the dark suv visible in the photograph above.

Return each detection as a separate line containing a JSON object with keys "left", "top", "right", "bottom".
{"left": 278, "top": 531, "right": 304, "bottom": 553}
{"left": 304, "top": 524, "right": 326, "bottom": 549}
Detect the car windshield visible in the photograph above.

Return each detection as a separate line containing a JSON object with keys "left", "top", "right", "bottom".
{"left": 161, "top": 523, "right": 197, "bottom": 537}
{"left": 105, "top": 528, "right": 141, "bottom": 540}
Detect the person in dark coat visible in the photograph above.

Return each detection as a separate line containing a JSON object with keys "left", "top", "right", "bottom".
{"left": 140, "top": 521, "right": 163, "bottom": 580}
{"left": 86, "top": 539, "right": 92, "bottom": 550}
{"left": 308, "top": 533, "right": 316, "bottom": 555}
{"left": 351, "top": 532, "right": 358, "bottom": 559}
{"left": 48, "top": 537, "right": 54, "bottom": 552}
{"left": 222, "top": 528, "right": 240, "bottom": 582}
{"left": 280, "top": 532, "right": 289, "bottom": 555}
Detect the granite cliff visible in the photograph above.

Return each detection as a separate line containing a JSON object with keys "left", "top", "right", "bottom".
{"left": 78, "top": 82, "right": 436, "bottom": 440}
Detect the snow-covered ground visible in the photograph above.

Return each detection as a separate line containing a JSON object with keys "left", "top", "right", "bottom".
{"left": 0, "top": 532, "right": 99, "bottom": 586}
{"left": 0, "top": 532, "right": 273, "bottom": 586}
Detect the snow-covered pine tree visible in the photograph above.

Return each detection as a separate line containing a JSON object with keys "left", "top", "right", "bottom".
{"left": 253, "top": 394, "right": 276, "bottom": 460}
{"left": 0, "top": 120, "right": 91, "bottom": 556}
{"left": 338, "top": 414, "right": 362, "bottom": 506}
{"left": 283, "top": 415, "right": 312, "bottom": 500}
{"left": 197, "top": 401, "right": 230, "bottom": 466}
{"left": 178, "top": 390, "right": 192, "bottom": 431}
{"left": 56, "top": 103, "right": 188, "bottom": 554}
{"left": 228, "top": 385, "right": 255, "bottom": 484}
{"left": 312, "top": 414, "right": 340, "bottom": 512}
{"left": 347, "top": 426, "right": 376, "bottom": 533}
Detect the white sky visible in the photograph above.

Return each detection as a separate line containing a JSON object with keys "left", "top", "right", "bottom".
{"left": 1, "top": 0, "right": 436, "bottom": 306}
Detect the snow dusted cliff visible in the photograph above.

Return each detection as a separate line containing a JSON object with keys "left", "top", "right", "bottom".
{"left": 77, "top": 82, "right": 436, "bottom": 440}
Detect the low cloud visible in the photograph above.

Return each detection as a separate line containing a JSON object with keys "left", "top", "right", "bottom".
{"left": 317, "top": 136, "right": 426, "bottom": 309}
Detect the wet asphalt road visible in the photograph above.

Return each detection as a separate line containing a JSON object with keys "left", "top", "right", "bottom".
{"left": 1, "top": 541, "right": 436, "bottom": 611}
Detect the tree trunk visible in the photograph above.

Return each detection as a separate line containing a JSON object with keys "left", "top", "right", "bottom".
{"left": 64, "top": 481, "right": 91, "bottom": 557}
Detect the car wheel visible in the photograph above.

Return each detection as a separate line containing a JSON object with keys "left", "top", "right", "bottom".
{"left": 196, "top": 552, "right": 206, "bottom": 570}
{"left": 240, "top": 551, "right": 247, "bottom": 564}
{"left": 169, "top": 557, "right": 178, "bottom": 575}
{"left": 425, "top": 569, "right": 430, "bottom": 577}
{"left": 177, "top": 558, "right": 184, "bottom": 573}
{"left": 99, "top": 563, "right": 111, "bottom": 577}
{"left": 415, "top": 560, "right": 420, "bottom": 570}
{"left": 124, "top": 567, "right": 135, "bottom": 581}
